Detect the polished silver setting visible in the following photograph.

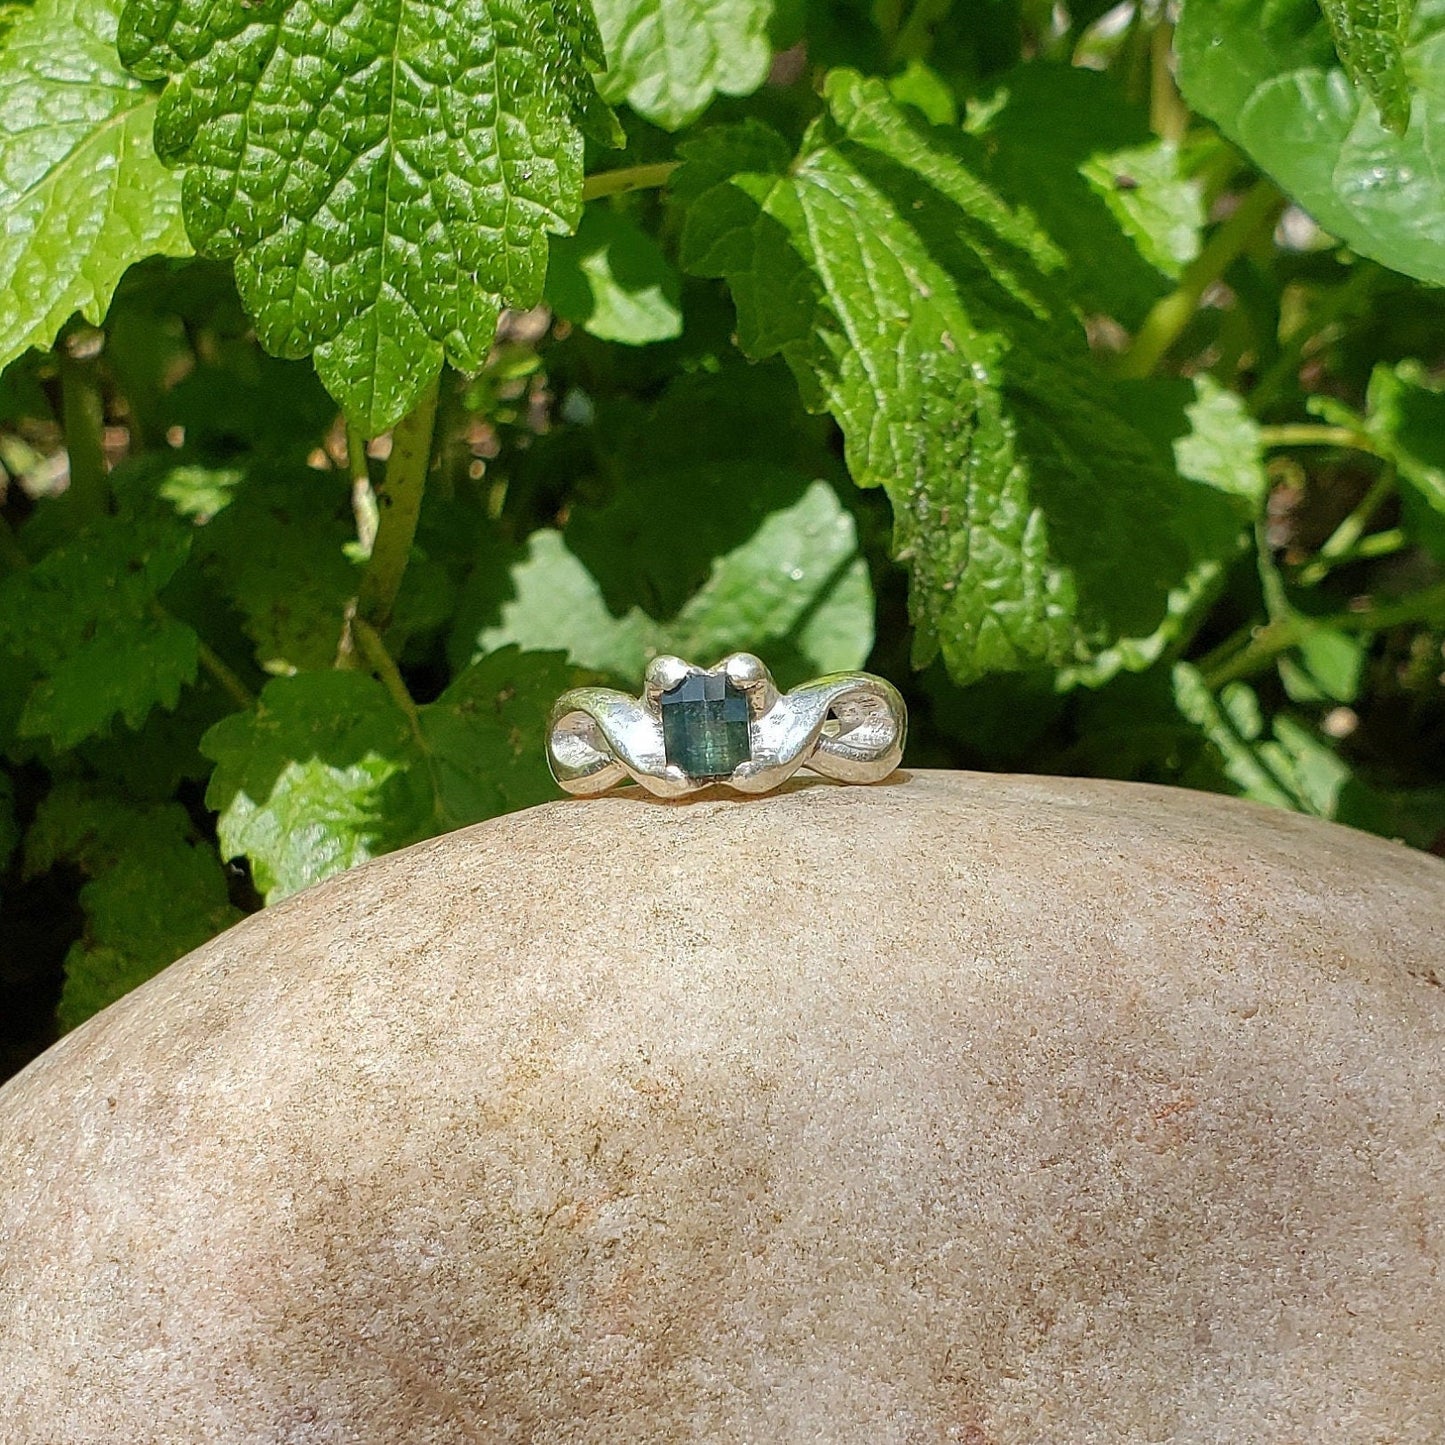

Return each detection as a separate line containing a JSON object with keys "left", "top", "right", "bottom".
{"left": 546, "top": 653, "right": 907, "bottom": 797}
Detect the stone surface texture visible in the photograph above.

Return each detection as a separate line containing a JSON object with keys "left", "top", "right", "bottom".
{"left": 0, "top": 770, "right": 1443, "bottom": 1444}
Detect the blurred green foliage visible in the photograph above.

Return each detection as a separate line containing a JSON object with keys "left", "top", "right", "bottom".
{"left": 2, "top": 0, "right": 1443, "bottom": 1076}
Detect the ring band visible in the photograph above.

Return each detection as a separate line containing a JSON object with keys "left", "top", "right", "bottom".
{"left": 546, "top": 653, "right": 907, "bottom": 797}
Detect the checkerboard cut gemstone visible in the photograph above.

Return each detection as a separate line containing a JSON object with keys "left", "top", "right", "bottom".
{"left": 659, "top": 672, "right": 751, "bottom": 779}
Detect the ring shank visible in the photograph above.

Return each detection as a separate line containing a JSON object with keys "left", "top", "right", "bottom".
{"left": 797, "top": 676, "right": 907, "bottom": 783}
{"left": 547, "top": 706, "right": 626, "bottom": 794}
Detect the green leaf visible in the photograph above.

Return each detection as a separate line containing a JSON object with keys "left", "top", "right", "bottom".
{"left": 195, "top": 473, "right": 361, "bottom": 674}
{"left": 455, "top": 477, "right": 874, "bottom": 684}
{"left": 590, "top": 0, "right": 774, "bottom": 128}
{"left": 1361, "top": 360, "right": 1445, "bottom": 557}
{"left": 1307, "top": 359, "right": 1445, "bottom": 557}
{"left": 164, "top": 343, "right": 338, "bottom": 468}
{"left": 1317, "top": 0, "right": 1415, "bottom": 134}
{"left": 149, "top": 462, "right": 247, "bottom": 522}
{"left": 106, "top": 454, "right": 363, "bottom": 679}
{"left": 120, "top": 0, "right": 610, "bottom": 433}
{"left": 1061, "top": 376, "right": 1265, "bottom": 684}
{"left": 1174, "top": 661, "right": 1333, "bottom": 811}
{"left": 202, "top": 649, "right": 578, "bottom": 901}
{"left": 546, "top": 206, "right": 683, "bottom": 344}
{"left": 24, "top": 784, "right": 241, "bottom": 1029}
{"left": 419, "top": 647, "right": 586, "bottom": 820}
{"left": 1172, "top": 661, "right": 1445, "bottom": 848}
{"left": 0, "top": 4, "right": 28, "bottom": 49}
{"left": 969, "top": 66, "right": 1203, "bottom": 322}
{"left": 679, "top": 87, "right": 1068, "bottom": 683}
{"left": 889, "top": 59, "right": 959, "bottom": 127}
{"left": 0, "top": 0, "right": 189, "bottom": 372}
{"left": 1078, "top": 141, "right": 1205, "bottom": 281}
{"left": 201, "top": 671, "right": 419, "bottom": 902}
{"left": 678, "top": 74, "right": 1253, "bottom": 686}
{"left": 1176, "top": 0, "right": 1445, "bottom": 285}
{"left": 78, "top": 678, "right": 231, "bottom": 799}
{"left": 1279, "top": 626, "right": 1366, "bottom": 703}
{"left": 451, "top": 367, "right": 874, "bottom": 682}
{"left": 0, "top": 513, "right": 199, "bottom": 747}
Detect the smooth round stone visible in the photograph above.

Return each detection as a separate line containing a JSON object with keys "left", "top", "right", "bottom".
{"left": 1, "top": 771, "right": 1443, "bottom": 1442}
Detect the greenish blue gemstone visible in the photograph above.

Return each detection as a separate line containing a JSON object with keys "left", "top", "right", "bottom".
{"left": 659, "top": 672, "right": 751, "bottom": 780}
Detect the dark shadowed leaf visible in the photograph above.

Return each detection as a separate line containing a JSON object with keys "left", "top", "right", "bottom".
{"left": 24, "top": 783, "right": 240, "bottom": 1029}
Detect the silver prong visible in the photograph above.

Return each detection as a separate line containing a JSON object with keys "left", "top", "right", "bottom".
{"left": 722, "top": 652, "right": 778, "bottom": 716}
{"left": 643, "top": 654, "right": 692, "bottom": 707}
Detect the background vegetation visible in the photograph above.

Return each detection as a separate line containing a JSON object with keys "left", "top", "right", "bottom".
{"left": 2, "top": 0, "right": 1443, "bottom": 1079}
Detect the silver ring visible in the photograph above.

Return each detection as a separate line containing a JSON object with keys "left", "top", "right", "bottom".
{"left": 546, "top": 653, "right": 907, "bottom": 797}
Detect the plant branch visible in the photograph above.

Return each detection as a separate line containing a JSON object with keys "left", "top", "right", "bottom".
{"left": 1339, "top": 526, "right": 1407, "bottom": 564}
{"left": 60, "top": 352, "right": 109, "bottom": 519}
{"left": 196, "top": 637, "right": 255, "bottom": 710}
{"left": 144, "top": 599, "right": 254, "bottom": 709}
{"left": 1296, "top": 466, "right": 1398, "bottom": 586}
{"left": 355, "top": 373, "right": 440, "bottom": 635}
{"left": 1332, "top": 582, "right": 1445, "bottom": 635}
{"left": 891, "top": 0, "right": 953, "bottom": 62}
{"left": 1254, "top": 520, "right": 1291, "bottom": 624}
{"left": 1123, "top": 3, "right": 1153, "bottom": 109}
{"left": 352, "top": 615, "right": 451, "bottom": 828}
{"left": 1199, "top": 618, "right": 1310, "bottom": 689}
{"left": 581, "top": 162, "right": 678, "bottom": 203}
{"left": 1115, "top": 180, "right": 1285, "bottom": 379}
{"left": 1200, "top": 582, "right": 1445, "bottom": 689}
{"left": 351, "top": 615, "right": 423, "bottom": 740}
{"left": 1149, "top": 20, "right": 1187, "bottom": 144}
{"left": 1257, "top": 422, "right": 1382, "bottom": 455}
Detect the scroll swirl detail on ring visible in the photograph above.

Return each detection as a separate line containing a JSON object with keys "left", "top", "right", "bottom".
{"left": 546, "top": 653, "right": 906, "bottom": 797}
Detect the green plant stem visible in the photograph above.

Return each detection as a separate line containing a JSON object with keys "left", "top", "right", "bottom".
{"left": 60, "top": 353, "right": 109, "bottom": 519}
{"left": 1115, "top": 181, "right": 1285, "bottom": 379}
{"left": 1343, "top": 527, "right": 1407, "bottom": 563}
{"left": 351, "top": 614, "right": 423, "bottom": 737}
{"left": 1254, "top": 520, "right": 1290, "bottom": 623}
{"left": 1149, "top": 20, "right": 1187, "bottom": 144}
{"left": 352, "top": 614, "right": 453, "bottom": 829}
{"left": 1249, "top": 264, "right": 1377, "bottom": 417}
{"left": 1123, "top": 4, "right": 1153, "bottom": 109}
{"left": 1257, "top": 422, "right": 1382, "bottom": 455}
{"left": 1332, "top": 584, "right": 1445, "bottom": 634}
{"left": 891, "top": 0, "right": 952, "bottom": 62}
{"left": 580, "top": 162, "right": 678, "bottom": 203}
{"left": 1296, "top": 466, "right": 1398, "bottom": 586}
{"left": 1190, "top": 142, "right": 1244, "bottom": 212}
{"left": 196, "top": 638, "right": 255, "bottom": 710}
{"left": 1199, "top": 620, "right": 1307, "bottom": 688}
{"left": 144, "top": 599, "right": 254, "bottom": 708}
{"left": 1201, "top": 582, "right": 1445, "bottom": 689}
{"left": 872, "top": 0, "right": 905, "bottom": 46}
{"left": 355, "top": 373, "right": 440, "bottom": 635}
